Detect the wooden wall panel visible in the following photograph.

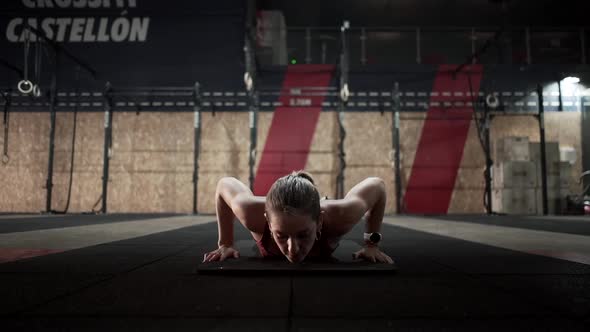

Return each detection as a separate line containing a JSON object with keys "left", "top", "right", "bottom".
{"left": 0, "top": 113, "right": 49, "bottom": 212}
{"left": 0, "top": 110, "right": 583, "bottom": 215}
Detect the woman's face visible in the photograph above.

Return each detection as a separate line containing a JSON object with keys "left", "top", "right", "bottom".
{"left": 265, "top": 210, "right": 322, "bottom": 263}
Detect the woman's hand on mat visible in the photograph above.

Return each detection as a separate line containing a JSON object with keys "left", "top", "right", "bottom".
{"left": 202, "top": 245, "right": 240, "bottom": 262}
{"left": 352, "top": 246, "right": 394, "bottom": 264}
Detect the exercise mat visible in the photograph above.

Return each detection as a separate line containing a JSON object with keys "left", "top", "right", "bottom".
{"left": 196, "top": 240, "right": 397, "bottom": 275}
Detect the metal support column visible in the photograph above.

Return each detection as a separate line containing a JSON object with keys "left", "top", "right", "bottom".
{"left": 484, "top": 112, "right": 493, "bottom": 214}
{"left": 1, "top": 90, "right": 11, "bottom": 165}
{"left": 336, "top": 21, "right": 350, "bottom": 199}
{"left": 392, "top": 82, "right": 402, "bottom": 214}
{"left": 582, "top": 96, "right": 590, "bottom": 193}
{"left": 244, "top": 14, "right": 258, "bottom": 191}
{"left": 101, "top": 82, "right": 113, "bottom": 214}
{"left": 336, "top": 103, "right": 346, "bottom": 199}
{"left": 248, "top": 91, "right": 258, "bottom": 191}
{"left": 537, "top": 84, "right": 548, "bottom": 215}
{"left": 192, "top": 82, "right": 202, "bottom": 214}
{"left": 45, "top": 50, "right": 58, "bottom": 213}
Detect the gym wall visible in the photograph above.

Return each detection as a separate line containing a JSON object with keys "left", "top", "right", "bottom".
{"left": 0, "top": 109, "right": 582, "bottom": 214}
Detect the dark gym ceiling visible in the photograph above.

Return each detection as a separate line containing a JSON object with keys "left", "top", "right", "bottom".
{"left": 258, "top": 0, "right": 588, "bottom": 27}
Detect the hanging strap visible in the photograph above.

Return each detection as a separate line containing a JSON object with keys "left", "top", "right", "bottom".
{"left": 33, "top": 38, "right": 43, "bottom": 97}
{"left": 2, "top": 91, "right": 11, "bottom": 164}
{"left": 17, "top": 25, "right": 33, "bottom": 94}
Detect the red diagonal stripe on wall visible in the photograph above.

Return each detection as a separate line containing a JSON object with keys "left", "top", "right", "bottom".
{"left": 404, "top": 65, "right": 483, "bottom": 214}
{"left": 253, "top": 65, "right": 335, "bottom": 195}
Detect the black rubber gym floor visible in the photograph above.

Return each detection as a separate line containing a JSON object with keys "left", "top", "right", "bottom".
{"left": 0, "top": 213, "right": 180, "bottom": 234}
{"left": 423, "top": 214, "right": 590, "bottom": 236}
{"left": 0, "top": 214, "right": 589, "bottom": 331}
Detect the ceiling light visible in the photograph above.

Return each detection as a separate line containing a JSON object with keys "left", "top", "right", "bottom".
{"left": 562, "top": 76, "right": 580, "bottom": 84}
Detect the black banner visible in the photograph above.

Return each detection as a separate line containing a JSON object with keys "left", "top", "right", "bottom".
{"left": 0, "top": 0, "right": 246, "bottom": 90}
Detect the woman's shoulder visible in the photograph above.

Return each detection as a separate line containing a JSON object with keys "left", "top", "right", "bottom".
{"left": 231, "top": 195, "right": 267, "bottom": 234}
{"left": 320, "top": 197, "right": 366, "bottom": 235}
{"left": 234, "top": 195, "right": 266, "bottom": 208}
{"left": 321, "top": 196, "right": 365, "bottom": 217}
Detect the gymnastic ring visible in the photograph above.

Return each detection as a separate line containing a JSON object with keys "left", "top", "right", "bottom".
{"left": 32, "top": 84, "right": 41, "bottom": 97}
{"left": 485, "top": 93, "right": 499, "bottom": 109}
{"left": 340, "top": 83, "right": 350, "bottom": 102}
{"left": 246, "top": 76, "right": 253, "bottom": 92}
{"left": 17, "top": 80, "right": 33, "bottom": 94}
{"left": 1, "top": 154, "right": 8, "bottom": 164}
{"left": 244, "top": 72, "right": 253, "bottom": 91}
{"left": 388, "top": 149, "right": 395, "bottom": 162}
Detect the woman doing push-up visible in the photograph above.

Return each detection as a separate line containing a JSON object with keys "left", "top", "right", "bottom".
{"left": 203, "top": 170, "right": 394, "bottom": 264}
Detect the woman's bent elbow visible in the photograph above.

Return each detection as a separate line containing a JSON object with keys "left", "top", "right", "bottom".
{"left": 216, "top": 177, "right": 235, "bottom": 192}
{"left": 367, "top": 177, "right": 385, "bottom": 189}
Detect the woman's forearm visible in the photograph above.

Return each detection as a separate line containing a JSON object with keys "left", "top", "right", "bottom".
{"left": 364, "top": 179, "right": 386, "bottom": 234}
{"left": 345, "top": 177, "right": 387, "bottom": 235}
{"left": 215, "top": 180, "right": 235, "bottom": 248}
